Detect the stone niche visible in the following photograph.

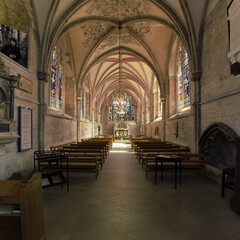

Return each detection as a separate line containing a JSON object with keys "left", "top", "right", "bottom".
{"left": 227, "top": 0, "right": 240, "bottom": 75}
{"left": 200, "top": 122, "right": 238, "bottom": 168}
{"left": 0, "top": 55, "right": 19, "bottom": 144}
{"left": 199, "top": 122, "right": 238, "bottom": 182}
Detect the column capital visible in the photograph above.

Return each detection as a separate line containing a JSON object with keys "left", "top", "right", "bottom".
{"left": 37, "top": 71, "right": 49, "bottom": 82}
{"left": 76, "top": 97, "right": 81, "bottom": 103}
{"left": 191, "top": 71, "right": 202, "bottom": 82}
{"left": 160, "top": 97, "right": 166, "bottom": 103}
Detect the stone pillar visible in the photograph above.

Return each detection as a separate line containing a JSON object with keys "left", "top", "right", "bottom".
{"left": 92, "top": 108, "right": 95, "bottom": 137}
{"left": 37, "top": 72, "right": 48, "bottom": 150}
{"left": 76, "top": 97, "right": 81, "bottom": 142}
{"left": 152, "top": 92, "right": 158, "bottom": 120}
{"left": 98, "top": 112, "right": 101, "bottom": 124}
{"left": 161, "top": 98, "right": 166, "bottom": 141}
{"left": 9, "top": 75, "right": 19, "bottom": 120}
{"left": 192, "top": 71, "right": 202, "bottom": 152}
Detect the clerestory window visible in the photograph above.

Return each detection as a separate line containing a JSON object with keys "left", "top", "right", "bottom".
{"left": 177, "top": 45, "right": 190, "bottom": 110}
{"left": 50, "top": 47, "right": 63, "bottom": 110}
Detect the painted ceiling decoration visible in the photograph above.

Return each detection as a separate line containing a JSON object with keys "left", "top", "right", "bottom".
{"left": 128, "top": 21, "right": 153, "bottom": 37}
{"left": 12, "top": 0, "right": 206, "bottom": 115}
{"left": 80, "top": 22, "right": 110, "bottom": 48}
{"left": 86, "top": 0, "right": 151, "bottom": 20}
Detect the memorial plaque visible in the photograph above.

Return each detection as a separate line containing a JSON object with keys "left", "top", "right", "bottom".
{"left": 18, "top": 107, "right": 32, "bottom": 151}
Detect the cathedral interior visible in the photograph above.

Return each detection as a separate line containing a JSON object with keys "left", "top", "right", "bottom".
{"left": 0, "top": 0, "right": 240, "bottom": 239}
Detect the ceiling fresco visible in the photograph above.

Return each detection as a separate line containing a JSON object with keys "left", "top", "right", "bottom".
{"left": 20, "top": 0, "right": 206, "bottom": 113}
{"left": 85, "top": 0, "right": 151, "bottom": 20}
{"left": 79, "top": 20, "right": 156, "bottom": 50}
{"left": 79, "top": 22, "right": 112, "bottom": 48}
{"left": 128, "top": 21, "right": 152, "bottom": 37}
{"left": 96, "top": 32, "right": 140, "bottom": 53}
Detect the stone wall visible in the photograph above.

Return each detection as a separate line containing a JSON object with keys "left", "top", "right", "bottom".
{"left": 201, "top": 0, "right": 240, "bottom": 137}
{"left": 44, "top": 111, "right": 77, "bottom": 148}
{"left": 166, "top": 115, "right": 195, "bottom": 150}
{"left": 0, "top": 32, "right": 39, "bottom": 179}
{"left": 80, "top": 119, "right": 95, "bottom": 140}
{"left": 150, "top": 120, "right": 164, "bottom": 140}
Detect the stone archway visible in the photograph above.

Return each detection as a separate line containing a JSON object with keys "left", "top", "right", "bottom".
{"left": 199, "top": 122, "right": 238, "bottom": 168}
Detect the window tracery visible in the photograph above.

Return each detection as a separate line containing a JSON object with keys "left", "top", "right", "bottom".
{"left": 177, "top": 45, "right": 190, "bottom": 110}
{"left": 109, "top": 92, "right": 134, "bottom": 121}
{"left": 158, "top": 88, "right": 162, "bottom": 118}
{"left": 50, "top": 47, "right": 63, "bottom": 110}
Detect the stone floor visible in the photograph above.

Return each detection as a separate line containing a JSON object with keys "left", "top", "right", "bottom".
{"left": 43, "top": 141, "right": 240, "bottom": 240}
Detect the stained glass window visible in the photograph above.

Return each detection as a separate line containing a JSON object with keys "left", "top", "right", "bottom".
{"left": 109, "top": 92, "right": 135, "bottom": 121}
{"left": 50, "top": 47, "right": 63, "bottom": 110}
{"left": 158, "top": 88, "right": 162, "bottom": 118}
{"left": 109, "top": 106, "right": 113, "bottom": 120}
{"left": 58, "top": 64, "right": 63, "bottom": 109}
{"left": 177, "top": 45, "right": 190, "bottom": 109}
{"left": 130, "top": 105, "right": 134, "bottom": 120}
{"left": 183, "top": 52, "right": 190, "bottom": 106}
{"left": 50, "top": 49, "right": 57, "bottom": 108}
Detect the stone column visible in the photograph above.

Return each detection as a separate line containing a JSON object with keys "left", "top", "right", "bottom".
{"left": 152, "top": 92, "right": 158, "bottom": 120}
{"left": 98, "top": 112, "right": 101, "bottom": 124}
{"left": 9, "top": 75, "right": 19, "bottom": 120}
{"left": 76, "top": 97, "right": 81, "bottom": 142}
{"left": 92, "top": 108, "right": 95, "bottom": 137}
{"left": 192, "top": 71, "right": 202, "bottom": 152}
{"left": 37, "top": 72, "right": 48, "bottom": 150}
{"left": 161, "top": 98, "right": 166, "bottom": 141}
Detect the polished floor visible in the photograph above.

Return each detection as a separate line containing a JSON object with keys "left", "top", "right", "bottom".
{"left": 43, "top": 141, "right": 240, "bottom": 240}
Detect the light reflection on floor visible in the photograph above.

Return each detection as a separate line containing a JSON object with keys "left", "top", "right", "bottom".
{"left": 110, "top": 141, "right": 131, "bottom": 153}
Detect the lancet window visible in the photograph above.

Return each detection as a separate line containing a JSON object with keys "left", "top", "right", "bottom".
{"left": 50, "top": 47, "right": 63, "bottom": 110}
{"left": 109, "top": 92, "right": 134, "bottom": 121}
{"left": 177, "top": 45, "right": 190, "bottom": 110}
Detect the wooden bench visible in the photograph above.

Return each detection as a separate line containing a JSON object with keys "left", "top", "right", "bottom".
{"left": 74, "top": 143, "right": 109, "bottom": 157}
{"left": 69, "top": 144, "right": 107, "bottom": 158}
{"left": 136, "top": 143, "right": 180, "bottom": 161}
{"left": 38, "top": 150, "right": 100, "bottom": 180}
{"left": 63, "top": 149, "right": 104, "bottom": 169}
{"left": 41, "top": 157, "right": 99, "bottom": 180}
{"left": 145, "top": 153, "right": 207, "bottom": 178}
{"left": 141, "top": 147, "right": 190, "bottom": 168}
{"left": 81, "top": 138, "right": 113, "bottom": 148}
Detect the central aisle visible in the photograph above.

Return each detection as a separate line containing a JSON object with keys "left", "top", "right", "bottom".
{"left": 43, "top": 141, "right": 240, "bottom": 240}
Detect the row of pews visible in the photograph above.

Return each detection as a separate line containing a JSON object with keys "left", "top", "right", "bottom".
{"left": 61, "top": 137, "right": 112, "bottom": 179}
{"left": 35, "top": 137, "right": 113, "bottom": 181}
{"left": 130, "top": 137, "right": 207, "bottom": 178}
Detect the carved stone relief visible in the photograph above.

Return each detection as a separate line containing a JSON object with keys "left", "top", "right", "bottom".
{"left": 0, "top": 55, "right": 20, "bottom": 144}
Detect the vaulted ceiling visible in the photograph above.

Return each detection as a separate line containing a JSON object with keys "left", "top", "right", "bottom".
{"left": 2, "top": 0, "right": 219, "bottom": 112}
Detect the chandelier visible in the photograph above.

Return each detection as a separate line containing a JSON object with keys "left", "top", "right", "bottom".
{"left": 118, "top": 23, "right": 123, "bottom": 93}
{"left": 115, "top": 23, "right": 126, "bottom": 115}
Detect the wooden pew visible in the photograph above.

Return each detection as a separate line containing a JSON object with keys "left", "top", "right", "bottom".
{"left": 145, "top": 153, "right": 207, "bottom": 178}
{"left": 76, "top": 143, "right": 109, "bottom": 156}
{"left": 63, "top": 148, "right": 104, "bottom": 169}
{"left": 141, "top": 147, "right": 190, "bottom": 168}
{"left": 135, "top": 143, "right": 177, "bottom": 160}
{"left": 38, "top": 150, "right": 100, "bottom": 180}
{"left": 69, "top": 144, "right": 108, "bottom": 159}
{"left": 81, "top": 137, "right": 113, "bottom": 147}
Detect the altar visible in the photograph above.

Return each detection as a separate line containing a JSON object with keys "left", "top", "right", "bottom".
{"left": 114, "top": 120, "right": 129, "bottom": 139}
{"left": 115, "top": 129, "right": 128, "bottom": 138}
